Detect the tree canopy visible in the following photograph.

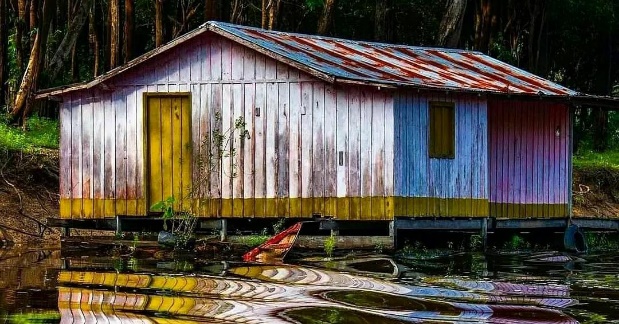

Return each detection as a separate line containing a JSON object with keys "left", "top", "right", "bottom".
{"left": 0, "top": 0, "right": 617, "bottom": 151}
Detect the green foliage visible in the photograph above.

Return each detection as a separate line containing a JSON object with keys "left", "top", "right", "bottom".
{"left": 573, "top": 150, "right": 619, "bottom": 169}
{"left": 0, "top": 116, "right": 59, "bottom": 152}
{"left": 324, "top": 233, "right": 336, "bottom": 258}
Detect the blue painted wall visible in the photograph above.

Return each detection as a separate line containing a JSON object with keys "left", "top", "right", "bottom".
{"left": 394, "top": 92, "right": 488, "bottom": 201}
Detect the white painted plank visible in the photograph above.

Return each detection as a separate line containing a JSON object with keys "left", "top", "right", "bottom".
{"left": 221, "top": 83, "right": 232, "bottom": 199}
{"left": 210, "top": 84, "right": 222, "bottom": 200}
{"left": 243, "top": 83, "right": 255, "bottom": 213}
{"left": 210, "top": 37, "right": 222, "bottom": 81}
{"left": 336, "top": 89, "right": 348, "bottom": 198}
{"left": 371, "top": 92, "right": 385, "bottom": 198}
{"left": 301, "top": 82, "right": 313, "bottom": 201}
{"left": 348, "top": 87, "right": 361, "bottom": 197}
{"left": 81, "top": 95, "right": 93, "bottom": 201}
{"left": 232, "top": 83, "right": 245, "bottom": 200}
{"left": 311, "top": 83, "right": 325, "bottom": 198}
{"left": 360, "top": 90, "right": 372, "bottom": 199}
{"left": 231, "top": 43, "right": 244, "bottom": 80}
{"left": 265, "top": 82, "right": 278, "bottom": 199}
{"left": 221, "top": 39, "right": 232, "bottom": 80}
{"left": 324, "top": 85, "right": 337, "bottom": 198}
{"left": 59, "top": 100, "right": 72, "bottom": 199}
{"left": 384, "top": 93, "right": 395, "bottom": 197}
{"left": 126, "top": 87, "right": 138, "bottom": 206}
{"left": 289, "top": 82, "right": 301, "bottom": 199}
{"left": 254, "top": 83, "right": 266, "bottom": 199}
{"left": 115, "top": 89, "right": 128, "bottom": 209}
{"left": 277, "top": 83, "right": 290, "bottom": 201}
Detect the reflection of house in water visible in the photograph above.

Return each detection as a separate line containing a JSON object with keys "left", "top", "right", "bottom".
{"left": 58, "top": 264, "right": 578, "bottom": 323}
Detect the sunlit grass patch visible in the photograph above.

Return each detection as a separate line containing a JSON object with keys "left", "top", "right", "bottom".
{"left": 0, "top": 116, "right": 59, "bottom": 152}
{"left": 573, "top": 150, "right": 619, "bottom": 169}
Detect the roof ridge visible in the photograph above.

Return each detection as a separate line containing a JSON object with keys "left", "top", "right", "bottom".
{"left": 208, "top": 21, "right": 483, "bottom": 55}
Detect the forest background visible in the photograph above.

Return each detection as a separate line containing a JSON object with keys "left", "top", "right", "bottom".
{"left": 0, "top": 0, "right": 617, "bottom": 157}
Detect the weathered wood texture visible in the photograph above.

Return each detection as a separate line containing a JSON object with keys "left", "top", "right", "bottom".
{"left": 59, "top": 35, "right": 395, "bottom": 219}
{"left": 393, "top": 92, "right": 488, "bottom": 217}
{"left": 488, "top": 100, "right": 570, "bottom": 218}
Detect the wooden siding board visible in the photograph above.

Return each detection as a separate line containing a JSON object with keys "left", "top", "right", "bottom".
{"left": 243, "top": 83, "right": 255, "bottom": 217}
{"left": 232, "top": 83, "right": 244, "bottom": 217}
{"left": 371, "top": 92, "right": 385, "bottom": 219}
{"left": 384, "top": 93, "right": 395, "bottom": 216}
{"left": 180, "top": 96, "right": 193, "bottom": 213}
{"left": 125, "top": 88, "right": 138, "bottom": 215}
{"left": 115, "top": 90, "right": 128, "bottom": 215}
{"left": 324, "top": 85, "right": 337, "bottom": 217}
{"left": 359, "top": 89, "right": 373, "bottom": 217}
{"left": 288, "top": 82, "right": 301, "bottom": 217}
{"left": 336, "top": 88, "right": 349, "bottom": 219}
{"left": 59, "top": 101, "right": 72, "bottom": 218}
{"left": 70, "top": 98, "right": 82, "bottom": 218}
{"left": 254, "top": 83, "right": 267, "bottom": 217}
{"left": 312, "top": 83, "right": 325, "bottom": 215}
{"left": 348, "top": 88, "right": 361, "bottom": 219}
{"left": 277, "top": 82, "right": 290, "bottom": 217}
{"left": 81, "top": 96, "right": 93, "bottom": 218}
{"left": 265, "top": 81, "right": 278, "bottom": 208}
{"left": 210, "top": 84, "right": 222, "bottom": 216}
{"left": 221, "top": 84, "right": 233, "bottom": 216}
{"left": 301, "top": 83, "right": 314, "bottom": 217}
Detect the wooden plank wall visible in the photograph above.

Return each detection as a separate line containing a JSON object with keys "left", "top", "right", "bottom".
{"left": 393, "top": 92, "right": 488, "bottom": 217}
{"left": 488, "top": 100, "right": 570, "bottom": 218}
{"left": 59, "top": 35, "right": 395, "bottom": 220}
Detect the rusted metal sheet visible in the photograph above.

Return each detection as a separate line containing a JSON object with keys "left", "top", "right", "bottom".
{"left": 208, "top": 22, "right": 576, "bottom": 96}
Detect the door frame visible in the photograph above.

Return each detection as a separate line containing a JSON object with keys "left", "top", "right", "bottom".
{"left": 143, "top": 92, "right": 192, "bottom": 214}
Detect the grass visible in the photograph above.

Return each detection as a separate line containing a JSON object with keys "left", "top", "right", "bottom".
{"left": 0, "top": 117, "right": 59, "bottom": 152}
{"left": 573, "top": 150, "right": 619, "bottom": 169}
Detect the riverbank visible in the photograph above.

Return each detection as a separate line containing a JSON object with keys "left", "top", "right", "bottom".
{"left": 1, "top": 148, "right": 619, "bottom": 245}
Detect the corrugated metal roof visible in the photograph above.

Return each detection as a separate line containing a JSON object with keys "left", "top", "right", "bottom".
{"left": 209, "top": 22, "right": 576, "bottom": 96}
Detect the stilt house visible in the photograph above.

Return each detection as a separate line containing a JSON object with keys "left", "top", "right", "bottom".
{"left": 38, "top": 22, "right": 606, "bottom": 221}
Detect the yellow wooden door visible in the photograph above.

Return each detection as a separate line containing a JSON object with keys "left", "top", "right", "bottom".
{"left": 146, "top": 95, "right": 192, "bottom": 213}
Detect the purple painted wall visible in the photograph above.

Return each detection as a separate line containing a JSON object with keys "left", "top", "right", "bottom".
{"left": 488, "top": 100, "right": 570, "bottom": 217}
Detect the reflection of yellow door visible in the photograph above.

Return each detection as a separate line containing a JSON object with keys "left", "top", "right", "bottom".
{"left": 146, "top": 94, "right": 192, "bottom": 213}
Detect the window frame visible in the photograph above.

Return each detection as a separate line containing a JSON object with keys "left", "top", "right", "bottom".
{"left": 428, "top": 101, "right": 456, "bottom": 159}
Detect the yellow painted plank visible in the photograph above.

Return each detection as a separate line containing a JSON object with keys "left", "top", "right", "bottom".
{"left": 82, "top": 199, "right": 93, "bottom": 218}
{"left": 180, "top": 96, "right": 193, "bottom": 213}
{"left": 71, "top": 199, "right": 82, "bottom": 219}
{"left": 336, "top": 197, "right": 350, "bottom": 220}
{"left": 290, "top": 197, "right": 301, "bottom": 217}
{"left": 148, "top": 97, "right": 163, "bottom": 207}
{"left": 171, "top": 97, "right": 183, "bottom": 212}
{"left": 60, "top": 199, "right": 72, "bottom": 219}
{"left": 301, "top": 197, "right": 313, "bottom": 218}
{"left": 254, "top": 198, "right": 266, "bottom": 218}
{"left": 160, "top": 98, "right": 174, "bottom": 202}
{"left": 350, "top": 197, "right": 361, "bottom": 220}
{"left": 265, "top": 198, "right": 276, "bottom": 217}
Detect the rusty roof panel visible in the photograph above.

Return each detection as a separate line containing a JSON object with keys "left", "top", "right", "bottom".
{"left": 209, "top": 22, "right": 577, "bottom": 96}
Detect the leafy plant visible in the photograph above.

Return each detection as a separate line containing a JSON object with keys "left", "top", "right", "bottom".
{"left": 324, "top": 233, "right": 336, "bottom": 258}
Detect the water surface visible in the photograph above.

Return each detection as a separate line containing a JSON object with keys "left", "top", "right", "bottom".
{"left": 0, "top": 246, "right": 618, "bottom": 323}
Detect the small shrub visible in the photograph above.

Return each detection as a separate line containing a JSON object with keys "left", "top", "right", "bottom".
{"left": 324, "top": 233, "right": 336, "bottom": 258}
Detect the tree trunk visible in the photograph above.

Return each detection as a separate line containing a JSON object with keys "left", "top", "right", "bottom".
{"left": 10, "top": 0, "right": 55, "bottom": 124}
{"left": 230, "top": 0, "right": 245, "bottom": 24}
{"left": 0, "top": 0, "right": 7, "bottom": 110}
{"left": 267, "top": 0, "right": 281, "bottom": 29}
{"left": 155, "top": 0, "right": 165, "bottom": 46}
{"left": 316, "top": 0, "right": 336, "bottom": 35}
{"left": 108, "top": 0, "right": 120, "bottom": 69}
{"left": 592, "top": 108, "right": 609, "bottom": 152}
{"left": 437, "top": 0, "right": 467, "bottom": 47}
{"left": 473, "top": 0, "right": 495, "bottom": 53}
{"left": 88, "top": 0, "right": 100, "bottom": 76}
{"left": 261, "top": 0, "right": 267, "bottom": 28}
{"left": 204, "top": 0, "right": 220, "bottom": 21}
{"left": 374, "top": 0, "right": 393, "bottom": 42}
{"left": 124, "top": 0, "right": 134, "bottom": 63}
{"left": 47, "top": 0, "right": 91, "bottom": 81}
{"left": 16, "top": 0, "right": 28, "bottom": 73}
{"left": 28, "top": 0, "right": 37, "bottom": 49}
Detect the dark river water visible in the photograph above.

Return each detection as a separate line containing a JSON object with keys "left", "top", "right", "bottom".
{"left": 0, "top": 245, "right": 618, "bottom": 323}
